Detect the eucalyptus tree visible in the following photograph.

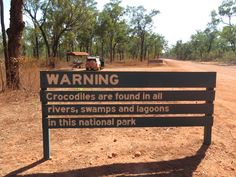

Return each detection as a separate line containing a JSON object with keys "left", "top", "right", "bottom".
{"left": 6, "top": 0, "right": 25, "bottom": 89}
{"left": 169, "top": 1, "right": 236, "bottom": 61}
{"left": 22, "top": 26, "right": 44, "bottom": 57}
{"left": 145, "top": 33, "right": 167, "bottom": 59}
{"left": 218, "top": 0, "right": 236, "bottom": 52}
{"left": 172, "top": 40, "right": 192, "bottom": 60}
{"left": 22, "top": 0, "right": 41, "bottom": 59}
{"left": 24, "top": 0, "right": 50, "bottom": 58}
{"left": 24, "top": 0, "right": 97, "bottom": 67}
{"left": 101, "top": 0, "right": 125, "bottom": 62}
{"left": 218, "top": 0, "right": 236, "bottom": 26}
{"left": 127, "top": 6, "right": 159, "bottom": 61}
{"left": 190, "top": 31, "right": 209, "bottom": 59}
{"left": 61, "top": 31, "right": 77, "bottom": 53}
{"left": 204, "top": 11, "right": 220, "bottom": 54}
{"left": 220, "top": 25, "right": 236, "bottom": 51}
{"left": 114, "top": 21, "right": 129, "bottom": 60}
{"left": 0, "top": 0, "right": 8, "bottom": 90}
{"left": 0, "top": 33, "right": 3, "bottom": 53}
{"left": 0, "top": 0, "right": 8, "bottom": 63}
{"left": 76, "top": 8, "right": 98, "bottom": 54}
{"left": 95, "top": 10, "right": 110, "bottom": 59}
{"left": 127, "top": 35, "right": 140, "bottom": 59}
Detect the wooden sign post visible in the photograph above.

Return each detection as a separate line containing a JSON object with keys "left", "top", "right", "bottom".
{"left": 40, "top": 71, "right": 216, "bottom": 159}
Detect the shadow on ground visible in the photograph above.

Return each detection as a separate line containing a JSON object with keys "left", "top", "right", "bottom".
{"left": 6, "top": 145, "right": 209, "bottom": 177}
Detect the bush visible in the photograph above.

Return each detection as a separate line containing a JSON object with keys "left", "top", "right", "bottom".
{"left": 219, "top": 51, "right": 236, "bottom": 64}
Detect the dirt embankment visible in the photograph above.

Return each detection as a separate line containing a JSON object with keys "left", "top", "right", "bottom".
{"left": 0, "top": 59, "right": 235, "bottom": 177}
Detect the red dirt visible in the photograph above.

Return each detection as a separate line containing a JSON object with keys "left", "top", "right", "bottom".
{"left": 0, "top": 59, "right": 236, "bottom": 177}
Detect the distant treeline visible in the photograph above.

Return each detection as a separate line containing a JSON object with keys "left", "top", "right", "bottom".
{"left": 166, "top": 0, "right": 236, "bottom": 63}
{"left": 11, "top": 0, "right": 167, "bottom": 65}
{"left": 1, "top": 0, "right": 235, "bottom": 64}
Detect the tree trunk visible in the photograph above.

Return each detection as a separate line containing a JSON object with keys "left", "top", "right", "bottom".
{"left": 51, "top": 30, "right": 68, "bottom": 67}
{"left": 112, "top": 43, "right": 117, "bottom": 61}
{"left": 0, "top": 0, "right": 8, "bottom": 89}
{"left": 89, "top": 36, "right": 93, "bottom": 54}
{"left": 32, "top": 23, "right": 39, "bottom": 59}
{"left": 230, "top": 40, "right": 236, "bottom": 52}
{"left": 109, "top": 38, "right": 113, "bottom": 63}
{"left": 70, "top": 41, "right": 74, "bottom": 51}
{"left": 144, "top": 45, "right": 148, "bottom": 60}
{"left": 207, "top": 37, "right": 214, "bottom": 54}
{"left": 6, "top": 0, "right": 24, "bottom": 89}
{"left": 101, "top": 41, "right": 104, "bottom": 59}
{"left": 140, "top": 32, "right": 145, "bottom": 61}
{"left": 39, "top": 24, "right": 51, "bottom": 58}
{"left": 34, "top": 30, "right": 39, "bottom": 59}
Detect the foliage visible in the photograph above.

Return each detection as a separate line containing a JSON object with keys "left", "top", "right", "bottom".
{"left": 126, "top": 5, "right": 159, "bottom": 61}
{"left": 21, "top": 0, "right": 165, "bottom": 64}
{"left": 219, "top": 51, "right": 236, "bottom": 64}
{"left": 167, "top": 0, "right": 236, "bottom": 63}
{"left": 24, "top": 0, "right": 97, "bottom": 66}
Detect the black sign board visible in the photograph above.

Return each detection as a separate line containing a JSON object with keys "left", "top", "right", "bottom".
{"left": 40, "top": 71, "right": 216, "bottom": 159}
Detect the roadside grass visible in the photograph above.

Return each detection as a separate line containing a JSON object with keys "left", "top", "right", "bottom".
{"left": 0, "top": 58, "right": 69, "bottom": 93}
{"left": 0, "top": 57, "right": 151, "bottom": 94}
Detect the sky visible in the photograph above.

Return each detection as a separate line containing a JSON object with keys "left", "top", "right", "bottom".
{"left": 3, "top": 0, "right": 223, "bottom": 46}
{"left": 96, "top": 0, "right": 223, "bottom": 46}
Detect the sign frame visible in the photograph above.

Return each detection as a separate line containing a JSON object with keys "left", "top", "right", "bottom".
{"left": 40, "top": 71, "right": 216, "bottom": 159}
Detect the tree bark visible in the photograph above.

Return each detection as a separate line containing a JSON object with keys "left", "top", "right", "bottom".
{"left": 140, "top": 32, "right": 145, "bottom": 61}
{"left": 6, "top": 0, "right": 24, "bottom": 89}
{"left": 34, "top": 23, "right": 39, "bottom": 59}
{"left": 101, "top": 41, "right": 104, "bottom": 59}
{"left": 0, "top": 0, "right": 8, "bottom": 89}
{"left": 112, "top": 43, "right": 117, "bottom": 61}
{"left": 109, "top": 37, "right": 113, "bottom": 63}
{"left": 34, "top": 35, "right": 39, "bottom": 59}
{"left": 230, "top": 40, "right": 236, "bottom": 52}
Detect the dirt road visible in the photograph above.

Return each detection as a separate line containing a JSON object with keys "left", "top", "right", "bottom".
{"left": 0, "top": 59, "right": 235, "bottom": 177}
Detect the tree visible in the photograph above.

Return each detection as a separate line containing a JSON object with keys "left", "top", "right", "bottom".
{"left": 95, "top": 11, "right": 110, "bottom": 59}
{"left": 127, "top": 6, "right": 159, "bottom": 61}
{"left": 76, "top": 8, "right": 97, "bottom": 54}
{"left": 24, "top": 0, "right": 97, "bottom": 67}
{"left": 24, "top": 0, "right": 50, "bottom": 59}
{"left": 115, "top": 21, "right": 128, "bottom": 60}
{"left": 127, "top": 35, "right": 140, "bottom": 59}
{"left": 191, "top": 31, "right": 209, "bottom": 59}
{"left": 218, "top": 0, "right": 236, "bottom": 52}
{"left": 218, "top": 0, "right": 236, "bottom": 26}
{"left": 171, "top": 40, "right": 192, "bottom": 60}
{"left": 101, "top": 0, "right": 124, "bottom": 62}
{"left": 220, "top": 25, "right": 236, "bottom": 51}
{"left": 204, "top": 11, "right": 220, "bottom": 53}
{"left": 145, "top": 33, "right": 167, "bottom": 59}
{"left": 6, "top": 0, "right": 25, "bottom": 89}
{"left": 0, "top": 0, "right": 8, "bottom": 90}
{"left": 168, "top": 0, "right": 236, "bottom": 61}
{"left": 22, "top": 26, "right": 44, "bottom": 57}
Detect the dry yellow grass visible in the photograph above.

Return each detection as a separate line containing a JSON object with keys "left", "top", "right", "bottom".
{"left": 0, "top": 58, "right": 153, "bottom": 93}
{"left": 0, "top": 58, "right": 73, "bottom": 93}
{"left": 1, "top": 59, "right": 236, "bottom": 176}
